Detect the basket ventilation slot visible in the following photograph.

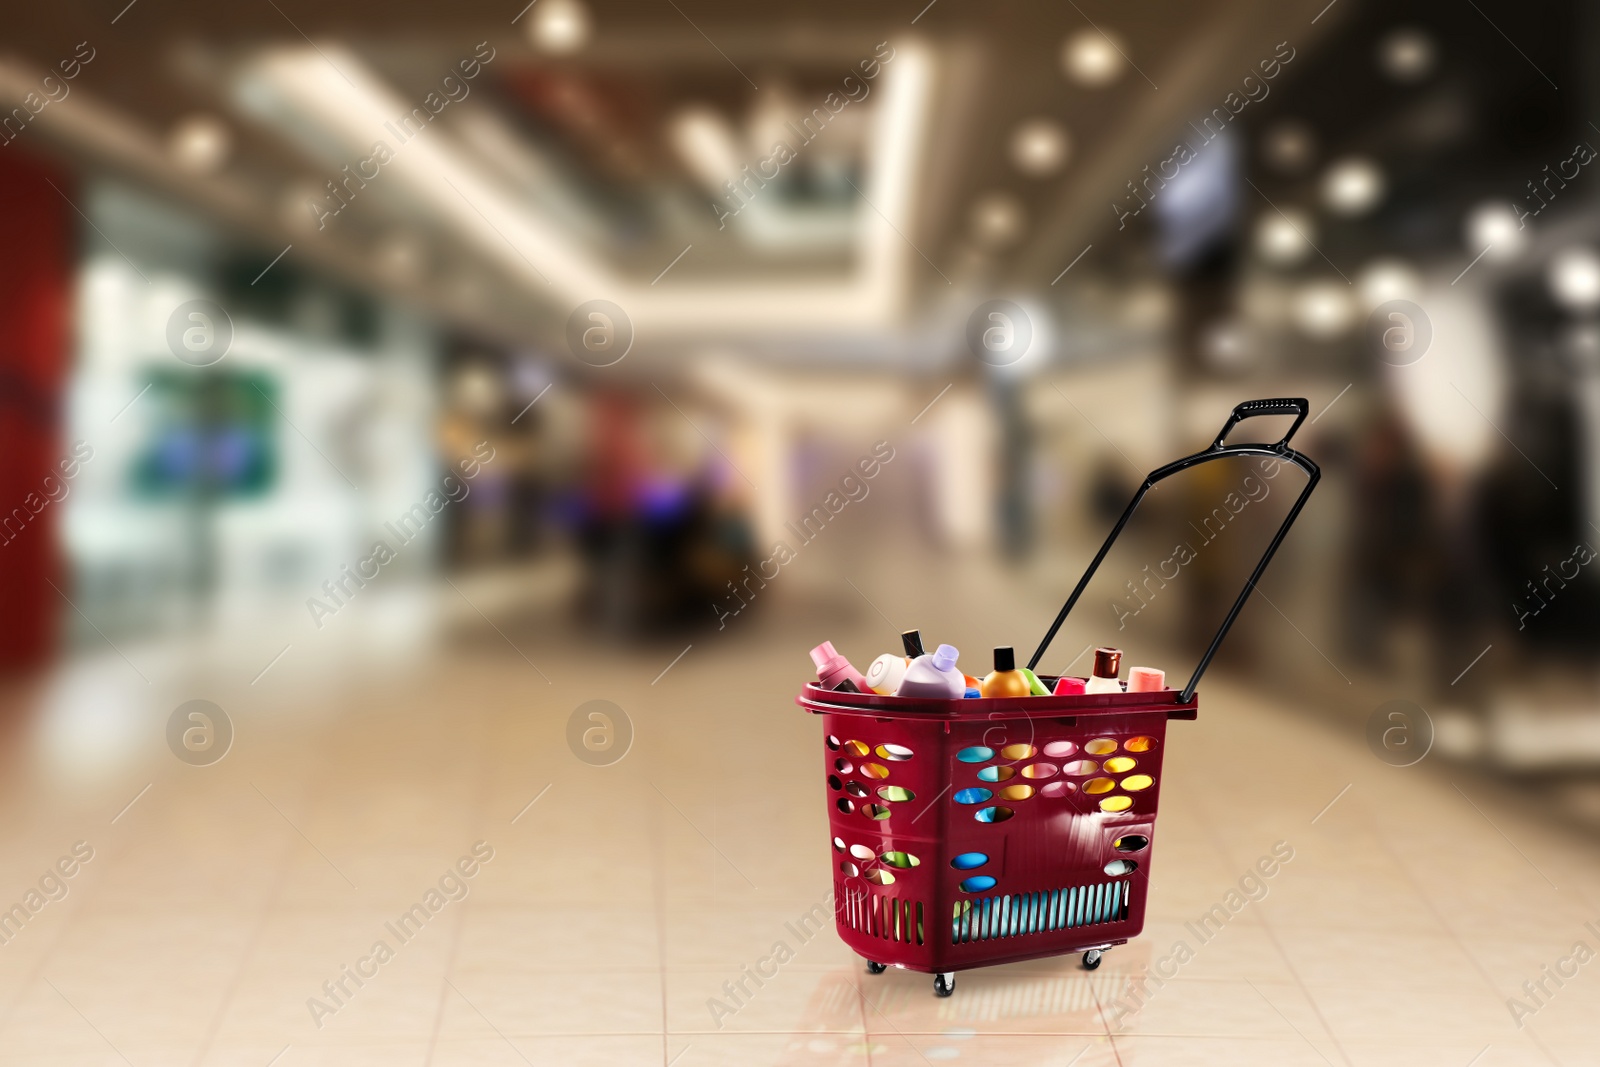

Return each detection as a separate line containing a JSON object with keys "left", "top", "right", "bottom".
{"left": 839, "top": 886, "right": 924, "bottom": 945}
{"left": 951, "top": 880, "right": 1130, "bottom": 944}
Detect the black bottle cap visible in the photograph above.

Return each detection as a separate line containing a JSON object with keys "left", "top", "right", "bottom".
{"left": 993, "top": 646, "right": 1016, "bottom": 672}
{"left": 834, "top": 678, "right": 861, "bottom": 693}
{"left": 901, "top": 630, "right": 925, "bottom": 658}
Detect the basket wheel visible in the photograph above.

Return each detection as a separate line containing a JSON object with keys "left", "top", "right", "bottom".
{"left": 1082, "top": 949, "right": 1104, "bottom": 971}
{"left": 865, "top": 960, "right": 887, "bottom": 975}
{"left": 933, "top": 972, "right": 955, "bottom": 997}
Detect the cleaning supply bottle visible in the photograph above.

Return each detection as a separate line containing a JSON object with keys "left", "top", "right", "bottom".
{"left": 1083, "top": 647, "right": 1123, "bottom": 694}
{"left": 1053, "top": 676, "right": 1087, "bottom": 696}
{"left": 901, "top": 630, "right": 925, "bottom": 658}
{"left": 809, "top": 641, "right": 869, "bottom": 692}
{"left": 1127, "top": 666, "right": 1165, "bottom": 692}
{"left": 865, "top": 653, "right": 910, "bottom": 695}
{"left": 980, "top": 647, "right": 1032, "bottom": 698}
{"left": 1019, "top": 667, "right": 1050, "bottom": 696}
{"left": 895, "top": 643, "right": 966, "bottom": 699}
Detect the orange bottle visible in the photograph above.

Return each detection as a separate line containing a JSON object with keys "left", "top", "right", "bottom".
{"left": 979, "top": 646, "right": 1032, "bottom": 698}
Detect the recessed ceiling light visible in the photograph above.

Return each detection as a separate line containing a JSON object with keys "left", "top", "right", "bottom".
{"left": 970, "top": 193, "right": 1025, "bottom": 248}
{"left": 1008, "top": 119, "right": 1070, "bottom": 177}
{"left": 531, "top": 0, "right": 591, "bottom": 54}
{"left": 1378, "top": 27, "right": 1437, "bottom": 84}
{"left": 1464, "top": 201, "right": 1526, "bottom": 262}
{"left": 1254, "top": 209, "right": 1314, "bottom": 265}
{"left": 1293, "top": 281, "right": 1355, "bottom": 338}
{"left": 1357, "top": 258, "right": 1421, "bottom": 309}
{"left": 169, "top": 114, "right": 231, "bottom": 174}
{"left": 1321, "top": 157, "right": 1385, "bottom": 216}
{"left": 1061, "top": 29, "right": 1125, "bottom": 88}
{"left": 1550, "top": 248, "right": 1600, "bottom": 310}
{"left": 1261, "top": 120, "right": 1316, "bottom": 174}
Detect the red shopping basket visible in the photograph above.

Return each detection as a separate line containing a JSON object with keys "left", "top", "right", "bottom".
{"left": 796, "top": 398, "right": 1320, "bottom": 996}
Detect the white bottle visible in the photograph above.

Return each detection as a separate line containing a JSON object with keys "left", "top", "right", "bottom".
{"left": 1083, "top": 647, "right": 1124, "bottom": 694}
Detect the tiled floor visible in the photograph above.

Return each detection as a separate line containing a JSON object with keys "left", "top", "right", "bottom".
{"left": 1, "top": 555, "right": 1597, "bottom": 1066}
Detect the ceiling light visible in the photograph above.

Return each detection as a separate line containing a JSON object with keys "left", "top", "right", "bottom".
{"left": 1293, "top": 281, "right": 1355, "bottom": 338}
{"left": 970, "top": 193, "right": 1025, "bottom": 248}
{"left": 1061, "top": 29, "right": 1125, "bottom": 88}
{"left": 1357, "top": 258, "right": 1421, "bottom": 309}
{"left": 1261, "top": 120, "right": 1315, "bottom": 174}
{"left": 531, "top": 0, "right": 591, "bottom": 54}
{"left": 169, "top": 114, "right": 231, "bottom": 174}
{"left": 1321, "top": 157, "right": 1385, "bottom": 216}
{"left": 1254, "top": 209, "right": 1314, "bottom": 265}
{"left": 1465, "top": 201, "right": 1526, "bottom": 262}
{"left": 1378, "top": 27, "right": 1437, "bottom": 83}
{"left": 1008, "top": 119, "right": 1070, "bottom": 177}
{"left": 1550, "top": 248, "right": 1600, "bottom": 311}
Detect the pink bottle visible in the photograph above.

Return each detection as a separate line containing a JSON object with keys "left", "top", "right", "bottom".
{"left": 810, "top": 641, "right": 869, "bottom": 692}
{"left": 1052, "top": 676, "right": 1087, "bottom": 696}
{"left": 1127, "top": 666, "right": 1165, "bottom": 692}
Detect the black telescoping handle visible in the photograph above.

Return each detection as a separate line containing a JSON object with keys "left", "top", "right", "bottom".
{"left": 1027, "top": 398, "right": 1320, "bottom": 703}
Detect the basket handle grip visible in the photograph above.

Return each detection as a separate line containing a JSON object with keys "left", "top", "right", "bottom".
{"left": 1027, "top": 398, "right": 1320, "bottom": 703}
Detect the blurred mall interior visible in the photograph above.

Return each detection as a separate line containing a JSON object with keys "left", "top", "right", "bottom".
{"left": 3, "top": 0, "right": 1600, "bottom": 1063}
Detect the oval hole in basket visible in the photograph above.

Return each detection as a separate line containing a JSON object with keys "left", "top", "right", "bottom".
{"left": 977, "top": 765, "right": 1016, "bottom": 782}
{"left": 951, "top": 852, "right": 989, "bottom": 869}
{"left": 1121, "top": 774, "right": 1154, "bottom": 792}
{"left": 1043, "top": 740, "right": 1078, "bottom": 758}
{"left": 1112, "top": 834, "right": 1149, "bottom": 852}
{"left": 837, "top": 798, "right": 855, "bottom": 813}
{"left": 877, "top": 785, "right": 915, "bottom": 803}
{"left": 1063, "top": 760, "right": 1099, "bottom": 776}
{"left": 1104, "top": 858, "right": 1138, "bottom": 876}
{"left": 845, "top": 781, "right": 868, "bottom": 798}
{"left": 1104, "top": 756, "right": 1137, "bottom": 774}
{"left": 1083, "top": 777, "right": 1116, "bottom": 795}
{"left": 827, "top": 775, "right": 842, "bottom": 791}
{"left": 1099, "top": 795, "right": 1133, "bottom": 813}
{"left": 953, "top": 787, "right": 993, "bottom": 804}
{"left": 1000, "top": 743, "right": 1037, "bottom": 760}
{"left": 875, "top": 743, "right": 914, "bottom": 761}
{"left": 1125, "top": 735, "right": 1157, "bottom": 752}
{"left": 863, "top": 868, "right": 896, "bottom": 886}
{"left": 840, "top": 860, "right": 858, "bottom": 876}
{"left": 1083, "top": 738, "right": 1118, "bottom": 756}
{"left": 974, "top": 806, "right": 1014, "bottom": 823}
{"left": 843, "top": 740, "right": 870, "bottom": 757}
{"left": 863, "top": 804, "right": 891, "bottom": 820}
{"left": 880, "top": 851, "right": 920, "bottom": 868}
{"left": 834, "top": 758, "right": 852, "bottom": 774}
{"left": 1040, "top": 781, "right": 1076, "bottom": 798}
{"left": 958, "top": 875, "right": 997, "bottom": 892}
{"left": 1021, "top": 763, "right": 1058, "bottom": 779}
{"left": 861, "top": 762, "right": 890, "bottom": 779}
{"left": 827, "top": 735, "right": 841, "bottom": 750}
{"left": 833, "top": 836, "right": 846, "bottom": 851}
{"left": 956, "top": 746, "right": 995, "bottom": 763}
{"left": 849, "top": 844, "right": 875, "bottom": 860}
{"left": 998, "top": 784, "right": 1035, "bottom": 801}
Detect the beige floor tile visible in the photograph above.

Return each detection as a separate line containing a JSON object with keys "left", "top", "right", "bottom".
{"left": 665, "top": 967, "right": 865, "bottom": 1035}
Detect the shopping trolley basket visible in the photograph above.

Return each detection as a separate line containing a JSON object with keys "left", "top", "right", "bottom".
{"left": 796, "top": 398, "right": 1320, "bottom": 996}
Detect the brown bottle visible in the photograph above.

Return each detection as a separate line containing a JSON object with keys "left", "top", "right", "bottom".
{"left": 1083, "top": 647, "right": 1123, "bottom": 694}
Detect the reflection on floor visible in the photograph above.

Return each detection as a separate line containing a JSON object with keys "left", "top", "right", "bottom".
{"left": 0, "top": 566, "right": 1596, "bottom": 1066}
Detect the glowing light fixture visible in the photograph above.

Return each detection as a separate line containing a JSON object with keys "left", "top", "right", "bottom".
{"left": 1254, "top": 209, "right": 1314, "bottom": 265}
{"left": 170, "top": 114, "right": 231, "bottom": 174}
{"left": 1061, "top": 29, "right": 1124, "bottom": 88}
{"left": 1321, "top": 157, "right": 1385, "bottom": 216}
{"left": 1009, "top": 118, "right": 1069, "bottom": 177}
{"left": 1550, "top": 248, "right": 1600, "bottom": 311}
{"left": 1465, "top": 201, "right": 1526, "bottom": 263}
{"left": 1378, "top": 27, "right": 1437, "bottom": 83}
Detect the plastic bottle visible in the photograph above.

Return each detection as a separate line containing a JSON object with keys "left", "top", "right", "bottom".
{"left": 865, "top": 653, "right": 910, "bottom": 695}
{"left": 980, "top": 647, "right": 1032, "bottom": 698}
{"left": 895, "top": 643, "right": 966, "bottom": 699}
{"left": 1127, "top": 666, "right": 1165, "bottom": 692}
{"left": 1018, "top": 667, "right": 1050, "bottom": 696}
{"left": 1053, "top": 676, "right": 1087, "bottom": 696}
{"left": 1083, "top": 647, "right": 1123, "bottom": 694}
{"left": 809, "top": 641, "right": 869, "bottom": 692}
